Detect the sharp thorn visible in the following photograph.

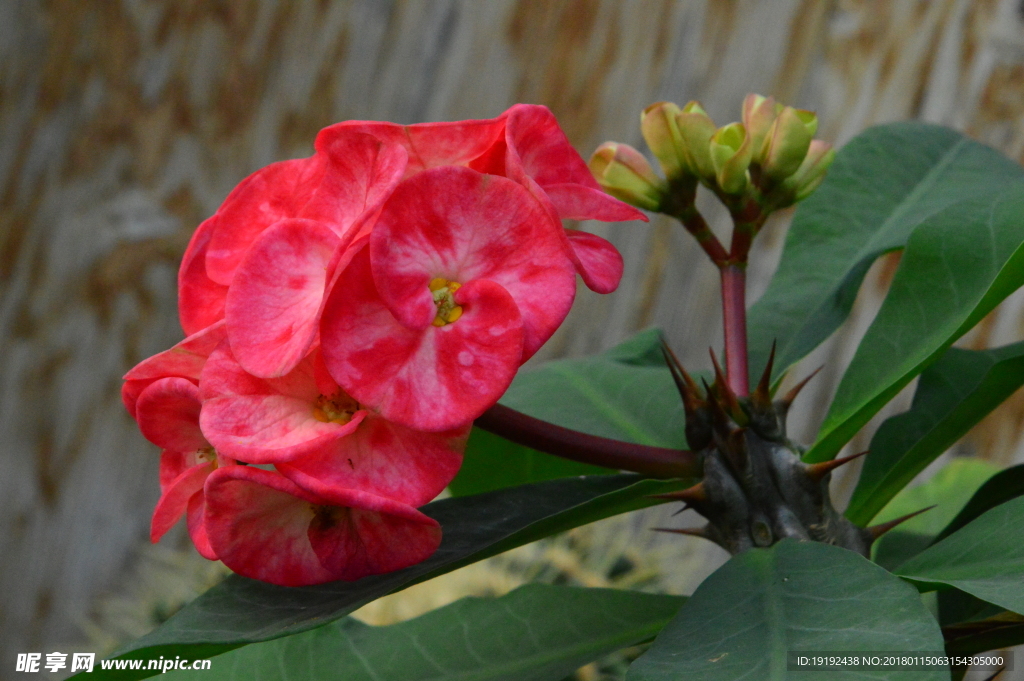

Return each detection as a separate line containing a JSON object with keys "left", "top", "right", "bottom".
{"left": 709, "top": 348, "right": 747, "bottom": 424}
{"left": 779, "top": 366, "right": 822, "bottom": 409}
{"left": 702, "top": 378, "right": 734, "bottom": 433}
{"left": 661, "top": 340, "right": 704, "bottom": 413}
{"left": 671, "top": 504, "right": 690, "bottom": 516}
{"left": 652, "top": 526, "right": 709, "bottom": 539}
{"left": 866, "top": 505, "right": 936, "bottom": 541}
{"left": 650, "top": 481, "right": 707, "bottom": 505}
{"left": 804, "top": 450, "right": 868, "bottom": 483}
{"left": 980, "top": 666, "right": 1006, "bottom": 681}
{"left": 752, "top": 341, "right": 776, "bottom": 409}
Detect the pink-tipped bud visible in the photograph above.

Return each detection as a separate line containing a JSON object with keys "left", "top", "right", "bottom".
{"left": 781, "top": 139, "right": 836, "bottom": 201}
{"left": 760, "top": 106, "right": 818, "bottom": 182}
{"left": 675, "top": 101, "right": 718, "bottom": 182}
{"left": 589, "top": 142, "right": 667, "bottom": 211}
{"left": 709, "top": 122, "right": 752, "bottom": 195}
{"left": 641, "top": 101, "right": 687, "bottom": 180}
{"left": 742, "top": 94, "right": 778, "bottom": 165}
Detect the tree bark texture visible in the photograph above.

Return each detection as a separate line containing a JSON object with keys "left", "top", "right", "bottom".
{"left": 3, "top": 0, "right": 1024, "bottom": 664}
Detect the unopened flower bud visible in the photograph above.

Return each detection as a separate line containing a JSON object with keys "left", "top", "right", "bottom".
{"left": 760, "top": 106, "right": 818, "bottom": 182}
{"left": 641, "top": 101, "right": 687, "bottom": 179}
{"left": 675, "top": 101, "right": 717, "bottom": 181}
{"left": 780, "top": 139, "right": 835, "bottom": 201}
{"left": 742, "top": 94, "right": 778, "bottom": 165}
{"left": 709, "top": 122, "right": 752, "bottom": 195}
{"left": 589, "top": 142, "right": 666, "bottom": 211}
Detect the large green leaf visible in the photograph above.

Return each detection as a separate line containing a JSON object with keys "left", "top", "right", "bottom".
{"left": 869, "top": 458, "right": 997, "bottom": 571}
{"left": 498, "top": 328, "right": 686, "bottom": 447}
{"left": 934, "top": 462, "right": 1024, "bottom": 543}
{"left": 895, "top": 496, "right": 1024, "bottom": 615}
{"left": 807, "top": 185, "right": 1024, "bottom": 462}
{"left": 83, "top": 474, "right": 687, "bottom": 680}
{"left": 161, "top": 585, "right": 684, "bottom": 681}
{"left": 627, "top": 539, "right": 946, "bottom": 681}
{"left": 748, "top": 122, "right": 1024, "bottom": 386}
{"left": 847, "top": 343, "right": 1024, "bottom": 525}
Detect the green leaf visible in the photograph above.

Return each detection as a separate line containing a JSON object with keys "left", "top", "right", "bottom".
{"left": 868, "top": 458, "right": 998, "bottom": 571}
{"left": 161, "top": 585, "right": 685, "bottom": 681}
{"left": 807, "top": 185, "right": 1024, "bottom": 462}
{"left": 498, "top": 328, "right": 686, "bottom": 447}
{"left": 84, "top": 474, "right": 688, "bottom": 680}
{"left": 942, "top": 611, "right": 1024, "bottom": 656}
{"left": 895, "top": 496, "right": 1024, "bottom": 615}
{"left": 627, "top": 539, "right": 946, "bottom": 681}
{"left": 748, "top": 122, "right": 1024, "bottom": 386}
{"left": 449, "top": 428, "right": 611, "bottom": 497}
{"left": 846, "top": 342, "right": 1024, "bottom": 525}
{"left": 934, "top": 462, "right": 1024, "bottom": 543}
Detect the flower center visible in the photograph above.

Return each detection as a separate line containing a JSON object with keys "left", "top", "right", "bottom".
{"left": 313, "top": 390, "right": 360, "bottom": 424}
{"left": 429, "top": 277, "right": 463, "bottom": 327}
{"left": 195, "top": 447, "right": 218, "bottom": 467}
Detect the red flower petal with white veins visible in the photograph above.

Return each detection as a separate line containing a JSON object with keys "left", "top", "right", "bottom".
{"left": 187, "top": 493, "right": 217, "bottom": 560}
{"left": 178, "top": 215, "right": 228, "bottom": 335}
{"left": 204, "top": 466, "right": 441, "bottom": 586}
{"left": 135, "top": 378, "right": 208, "bottom": 452}
{"left": 564, "top": 229, "right": 625, "bottom": 295}
{"left": 321, "top": 244, "right": 524, "bottom": 432}
{"left": 200, "top": 343, "right": 366, "bottom": 463}
{"left": 502, "top": 104, "right": 646, "bottom": 223}
{"left": 370, "top": 166, "right": 575, "bottom": 360}
{"left": 316, "top": 116, "right": 506, "bottom": 179}
{"left": 278, "top": 414, "right": 467, "bottom": 507}
{"left": 122, "top": 321, "right": 226, "bottom": 418}
{"left": 225, "top": 219, "right": 342, "bottom": 378}
{"left": 299, "top": 131, "right": 408, "bottom": 231}
{"left": 151, "top": 459, "right": 212, "bottom": 543}
{"left": 206, "top": 155, "right": 326, "bottom": 285}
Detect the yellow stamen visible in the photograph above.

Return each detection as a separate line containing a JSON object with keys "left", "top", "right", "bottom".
{"left": 429, "top": 277, "right": 464, "bottom": 327}
{"left": 313, "top": 391, "right": 360, "bottom": 424}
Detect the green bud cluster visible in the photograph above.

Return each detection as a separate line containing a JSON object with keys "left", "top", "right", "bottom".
{"left": 588, "top": 93, "right": 835, "bottom": 215}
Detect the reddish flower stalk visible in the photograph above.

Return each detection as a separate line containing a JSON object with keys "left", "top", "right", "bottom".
{"left": 719, "top": 264, "right": 749, "bottom": 397}
{"left": 476, "top": 403, "right": 700, "bottom": 479}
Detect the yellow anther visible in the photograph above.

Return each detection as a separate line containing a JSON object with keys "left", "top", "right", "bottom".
{"left": 429, "top": 277, "right": 464, "bottom": 326}
{"left": 313, "top": 391, "right": 360, "bottom": 424}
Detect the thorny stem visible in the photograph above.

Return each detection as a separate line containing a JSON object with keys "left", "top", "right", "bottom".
{"left": 476, "top": 404, "right": 700, "bottom": 479}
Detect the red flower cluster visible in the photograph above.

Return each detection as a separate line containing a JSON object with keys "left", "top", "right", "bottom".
{"left": 122, "top": 105, "right": 644, "bottom": 586}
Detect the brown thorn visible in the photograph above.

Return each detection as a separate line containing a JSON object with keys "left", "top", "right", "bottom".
{"left": 980, "top": 666, "right": 1006, "bottom": 681}
{"left": 709, "top": 348, "right": 747, "bottom": 424}
{"left": 804, "top": 450, "right": 868, "bottom": 483}
{"left": 649, "top": 481, "right": 707, "bottom": 505}
{"left": 751, "top": 340, "right": 776, "bottom": 409}
{"left": 866, "top": 505, "right": 936, "bottom": 541}
{"left": 779, "top": 366, "right": 823, "bottom": 409}
{"left": 702, "top": 378, "right": 734, "bottom": 434}
{"left": 652, "top": 526, "right": 709, "bottom": 539}
{"left": 661, "top": 340, "right": 703, "bottom": 413}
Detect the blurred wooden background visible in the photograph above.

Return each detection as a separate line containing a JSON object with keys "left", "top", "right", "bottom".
{"left": 3, "top": 0, "right": 1024, "bottom": 671}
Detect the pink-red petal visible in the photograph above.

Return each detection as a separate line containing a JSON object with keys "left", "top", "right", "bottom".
{"left": 564, "top": 229, "right": 625, "bottom": 294}
{"left": 178, "top": 215, "right": 229, "bottom": 335}
{"left": 321, "top": 245, "right": 524, "bottom": 431}
{"left": 206, "top": 155, "right": 326, "bottom": 285}
{"left": 225, "top": 219, "right": 341, "bottom": 378}
{"left": 135, "top": 378, "right": 209, "bottom": 452}
{"left": 199, "top": 343, "right": 361, "bottom": 462}
{"left": 278, "top": 415, "right": 467, "bottom": 507}
{"left": 316, "top": 116, "right": 506, "bottom": 179}
{"left": 204, "top": 466, "right": 440, "bottom": 586}
{"left": 370, "top": 166, "right": 575, "bottom": 359}
{"left": 150, "top": 461, "right": 213, "bottom": 543}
